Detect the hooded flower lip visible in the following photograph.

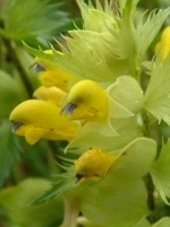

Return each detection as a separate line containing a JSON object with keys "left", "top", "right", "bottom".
{"left": 33, "top": 86, "right": 66, "bottom": 107}
{"left": 9, "top": 99, "right": 79, "bottom": 145}
{"left": 11, "top": 121, "right": 23, "bottom": 133}
{"left": 33, "top": 50, "right": 73, "bottom": 92}
{"left": 60, "top": 79, "right": 109, "bottom": 123}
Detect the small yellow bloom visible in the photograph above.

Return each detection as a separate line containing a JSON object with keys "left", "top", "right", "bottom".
{"left": 34, "top": 50, "right": 71, "bottom": 92}
{"left": 61, "top": 80, "right": 109, "bottom": 124}
{"left": 155, "top": 26, "right": 170, "bottom": 62}
{"left": 74, "top": 148, "right": 116, "bottom": 183}
{"left": 37, "top": 69, "right": 70, "bottom": 92}
{"left": 33, "top": 86, "right": 66, "bottom": 107}
{"left": 9, "top": 100, "right": 78, "bottom": 145}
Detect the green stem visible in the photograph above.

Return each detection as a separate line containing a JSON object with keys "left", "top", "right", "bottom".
{"left": 144, "top": 173, "right": 158, "bottom": 223}
{"left": 61, "top": 196, "right": 79, "bottom": 227}
{"left": 111, "top": 0, "right": 117, "bottom": 16}
{"left": 141, "top": 111, "right": 158, "bottom": 222}
{"left": 2, "top": 38, "right": 34, "bottom": 98}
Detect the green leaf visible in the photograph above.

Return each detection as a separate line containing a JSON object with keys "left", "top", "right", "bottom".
{"left": 82, "top": 217, "right": 151, "bottom": 227}
{"left": 33, "top": 169, "right": 76, "bottom": 204}
{"left": 144, "top": 57, "right": 170, "bottom": 125}
{"left": 152, "top": 217, "right": 170, "bottom": 227}
{"left": 118, "top": 0, "right": 140, "bottom": 15}
{"left": 0, "top": 178, "right": 63, "bottom": 227}
{"left": 133, "top": 218, "right": 151, "bottom": 227}
{"left": 135, "top": 7, "right": 170, "bottom": 63}
{"left": 0, "top": 70, "right": 27, "bottom": 118}
{"left": 15, "top": 47, "right": 40, "bottom": 89}
{"left": 104, "top": 0, "right": 138, "bottom": 60}
{"left": 151, "top": 139, "right": 170, "bottom": 205}
{"left": 79, "top": 137, "right": 156, "bottom": 227}
{"left": 77, "top": 0, "right": 116, "bottom": 33}
{"left": 24, "top": 22, "right": 135, "bottom": 82}
{"left": 95, "top": 0, "right": 141, "bottom": 78}
{"left": 0, "top": 0, "right": 71, "bottom": 46}
{"left": 25, "top": 31, "right": 119, "bottom": 82}
{"left": 0, "top": 120, "right": 20, "bottom": 186}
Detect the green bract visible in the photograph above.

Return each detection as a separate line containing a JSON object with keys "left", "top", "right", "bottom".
{"left": 144, "top": 56, "right": 170, "bottom": 125}
{"left": 151, "top": 139, "right": 170, "bottom": 205}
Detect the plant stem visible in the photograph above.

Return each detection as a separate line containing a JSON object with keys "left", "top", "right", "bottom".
{"left": 60, "top": 196, "right": 79, "bottom": 227}
{"left": 2, "top": 37, "right": 34, "bottom": 98}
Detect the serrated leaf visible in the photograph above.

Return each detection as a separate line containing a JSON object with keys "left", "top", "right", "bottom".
{"left": 77, "top": 0, "right": 116, "bottom": 33}
{"left": 118, "top": 0, "right": 140, "bottom": 15}
{"left": 24, "top": 0, "right": 139, "bottom": 81}
{"left": 25, "top": 31, "right": 119, "bottom": 82}
{"left": 33, "top": 169, "right": 76, "bottom": 204}
{"left": 135, "top": 7, "right": 170, "bottom": 63}
{"left": 1, "top": 0, "right": 71, "bottom": 46}
{"left": 151, "top": 139, "right": 170, "bottom": 205}
{"left": 0, "top": 120, "right": 20, "bottom": 186}
{"left": 78, "top": 137, "right": 156, "bottom": 227}
{"left": 105, "top": 0, "right": 137, "bottom": 60}
{"left": 144, "top": 57, "right": 170, "bottom": 125}
{"left": 98, "top": 0, "right": 141, "bottom": 79}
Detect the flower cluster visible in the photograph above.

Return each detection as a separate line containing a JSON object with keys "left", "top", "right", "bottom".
{"left": 8, "top": 0, "right": 170, "bottom": 226}
{"left": 9, "top": 50, "right": 113, "bottom": 145}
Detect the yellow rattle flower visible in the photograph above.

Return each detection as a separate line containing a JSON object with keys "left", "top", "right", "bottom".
{"left": 61, "top": 79, "right": 109, "bottom": 124}
{"left": 155, "top": 26, "right": 170, "bottom": 62}
{"left": 34, "top": 50, "right": 71, "bottom": 92}
{"left": 9, "top": 99, "right": 78, "bottom": 145}
{"left": 33, "top": 86, "right": 66, "bottom": 107}
{"left": 74, "top": 148, "right": 116, "bottom": 183}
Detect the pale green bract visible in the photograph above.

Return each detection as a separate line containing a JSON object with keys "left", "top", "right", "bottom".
{"left": 134, "top": 7, "right": 170, "bottom": 64}
{"left": 65, "top": 116, "right": 142, "bottom": 153}
{"left": 78, "top": 138, "right": 156, "bottom": 227}
{"left": 151, "top": 139, "right": 170, "bottom": 205}
{"left": 107, "top": 75, "right": 143, "bottom": 114}
{"left": 77, "top": 0, "right": 117, "bottom": 32}
{"left": 144, "top": 57, "right": 170, "bottom": 125}
{"left": 33, "top": 138, "right": 156, "bottom": 227}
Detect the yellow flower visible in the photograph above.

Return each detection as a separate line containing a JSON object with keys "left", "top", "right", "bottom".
{"left": 33, "top": 86, "right": 66, "bottom": 107}
{"left": 74, "top": 148, "right": 116, "bottom": 183}
{"left": 61, "top": 79, "right": 109, "bottom": 124}
{"left": 9, "top": 100, "right": 78, "bottom": 145}
{"left": 155, "top": 26, "right": 170, "bottom": 62}
{"left": 34, "top": 50, "right": 71, "bottom": 92}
